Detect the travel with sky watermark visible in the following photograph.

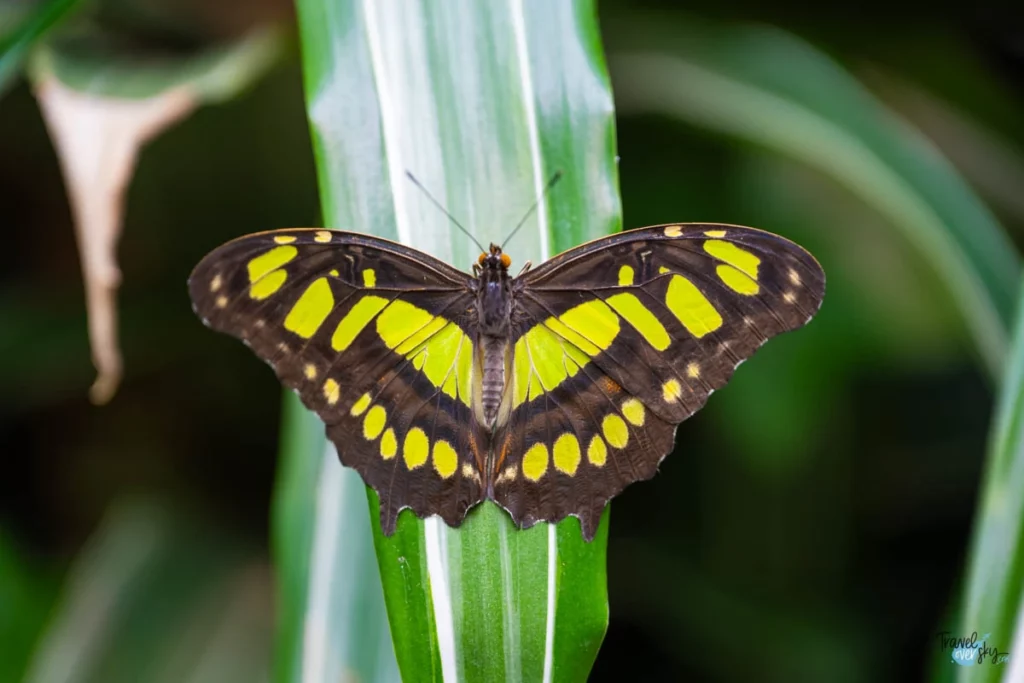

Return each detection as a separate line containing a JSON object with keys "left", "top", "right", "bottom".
{"left": 937, "top": 630, "right": 1010, "bottom": 667}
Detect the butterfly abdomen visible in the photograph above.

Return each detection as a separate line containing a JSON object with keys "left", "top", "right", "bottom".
{"left": 474, "top": 250, "right": 514, "bottom": 428}
{"left": 480, "top": 334, "right": 507, "bottom": 428}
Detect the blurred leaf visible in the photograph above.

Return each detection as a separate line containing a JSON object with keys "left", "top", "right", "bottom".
{"left": 865, "top": 69, "right": 1024, "bottom": 228}
{"left": 30, "top": 26, "right": 286, "bottom": 101}
{"left": 0, "top": 0, "right": 83, "bottom": 97}
{"left": 271, "top": 393, "right": 399, "bottom": 683}
{"left": 957, "top": 281, "right": 1024, "bottom": 683}
{"left": 0, "top": 531, "right": 58, "bottom": 682}
{"left": 610, "top": 19, "right": 1020, "bottom": 376}
{"left": 288, "top": 0, "right": 617, "bottom": 679}
{"left": 22, "top": 500, "right": 271, "bottom": 683}
{"left": 34, "top": 72, "right": 194, "bottom": 403}
{"left": 28, "top": 26, "right": 286, "bottom": 403}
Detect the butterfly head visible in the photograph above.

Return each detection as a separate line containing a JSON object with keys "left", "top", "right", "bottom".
{"left": 478, "top": 244, "right": 512, "bottom": 271}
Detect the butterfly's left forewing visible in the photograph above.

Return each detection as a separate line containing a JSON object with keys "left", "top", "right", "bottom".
{"left": 492, "top": 224, "right": 825, "bottom": 538}
{"left": 188, "top": 229, "right": 488, "bottom": 532}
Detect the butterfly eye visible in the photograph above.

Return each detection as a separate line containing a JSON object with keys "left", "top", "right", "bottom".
{"left": 478, "top": 253, "right": 487, "bottom": 266}
{"left": 500, "top": 253, "right": 512, "bottom": 268}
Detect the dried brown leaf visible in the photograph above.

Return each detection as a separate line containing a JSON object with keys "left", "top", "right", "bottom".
{"left": 36, "top": 76, "right": 195, "bottom": 403}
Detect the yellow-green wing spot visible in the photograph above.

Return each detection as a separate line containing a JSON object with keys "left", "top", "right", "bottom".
{"left": 704, "top": 239, "right": 761, "bottom": 295}
{"left": 587, "top": 436, "right": 607, "bottom": 466}
{"left": 553, "top": 433, "right": 582, "bottom": 475}
{"left": 375, "top": 299, "right": 474, "bottom": 406}
{"left": 663, "top": 273, "right": 723, "bottom": 338}
{"left": 605, "top": 293, "right": 671, "bottom": 351}
{"left": 432, "top": 440, "right": 458, "bottom": 479}
{"left": 323, "top": 378, "right": 341, "bottom": 405}
{"left": 522, "top": 443, "right": 549, "bottom": 482}
{"left": 513, "top": 324, "right": 589, "bottom": 407}
{"left": 247, "top": 245, "right": 297, "bottom": 300}
{"left": 284, "top": 278, "right": 334, "bottom": 338}
{"left": 618, "top": 265, "right": 634, "bottom": 286}
{"left": 662, "top": 379, "right": 683, "bottom": 403}
{"left": 512, "top": 300, "right": 619, "bottom": 409}
{"left": 332, "top": 296, "right": 389, "bottom": 351}
{"left": 621, "top": 398, "right": 646, "bottom": 426}
{"left": 403, "top": 428, "right": 429, "bottom": 470}
{"left": 602, "top": 413, "right": 629, "bottom": 449}
{"left": 362, "top": 405, "right": 388, "bottom": 440}
{"left": 380, "top": 428, "right": 398, "bottom": 460}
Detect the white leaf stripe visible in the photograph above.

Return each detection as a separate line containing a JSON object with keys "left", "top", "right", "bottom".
{"left": 353, "top": 1, "right": 604, "bottom": 680}
{"left": 301, "top": 446, "right": 343, "bottom": 682}
{"left": 425, "top": 518, "right": 459, "bottom": 681}
{"left": 511, "top": 0, "right": 550, "bottom": 263}
{"left": 542, "top": 524, "right": 557, "bottom": 683}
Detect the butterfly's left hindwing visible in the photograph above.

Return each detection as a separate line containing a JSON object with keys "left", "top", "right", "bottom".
{"left": 188, "top": 229, "right": 487, "bottom": 532}
{"left": 492, "top": 224, "right": 825, "bottom": 538}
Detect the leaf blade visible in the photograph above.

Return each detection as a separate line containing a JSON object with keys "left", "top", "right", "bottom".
{"left": 291, "top": 0, "right": 617, "bottom": 680}
{"left": 957, "top": 282, "right": 1024, "bottom": 683}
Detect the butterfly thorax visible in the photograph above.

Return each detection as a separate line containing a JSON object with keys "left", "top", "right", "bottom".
{"left": 474, "top": 244, "right": 514, "bottom": 429}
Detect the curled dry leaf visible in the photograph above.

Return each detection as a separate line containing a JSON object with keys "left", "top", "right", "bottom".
{"left": 35, "top": 76, "right": 195, "bottom": 403}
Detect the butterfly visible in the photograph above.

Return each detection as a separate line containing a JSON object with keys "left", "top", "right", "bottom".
{"left": 189, "top": 222, "right": 824, "bottom": 540}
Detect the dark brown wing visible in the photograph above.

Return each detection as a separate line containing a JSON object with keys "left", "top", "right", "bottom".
{"left": 189, "top": 228, "right": 487, "bottom": 532}
{"left": 490, "top": 223, "right": 825, "bottom": 539}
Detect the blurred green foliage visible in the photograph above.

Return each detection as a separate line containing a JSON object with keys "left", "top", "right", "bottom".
{"left": 3, "top": 1, "right": 1024, "bottom": 682}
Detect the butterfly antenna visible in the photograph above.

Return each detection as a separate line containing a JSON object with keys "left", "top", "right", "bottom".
{"left": 500, "top": 170, "right": 563, "bottom": 250}
{"left": 405, "top": 171, "right": 486, "bottom": 254}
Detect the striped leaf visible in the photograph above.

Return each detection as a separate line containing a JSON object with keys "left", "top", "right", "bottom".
{"left": 281, "top": 0, "right": 617, "bottom": 680}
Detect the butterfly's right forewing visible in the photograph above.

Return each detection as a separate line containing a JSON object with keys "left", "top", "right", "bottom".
{"left": 188, "top": 229, "right": 488, "bottom": 531}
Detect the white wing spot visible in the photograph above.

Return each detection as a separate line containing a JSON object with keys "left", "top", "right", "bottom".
{"left": 461, "top": 463, "right": 482, "bottom": 483}
{"left": 215, "top": 295, "right": 228, "bottom": 308}
{"left": 788, "top": 268, "right": 801, "bottom": 286}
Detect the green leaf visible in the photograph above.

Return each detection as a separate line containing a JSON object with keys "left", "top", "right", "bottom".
{"left": 271, "top": 392, "right": 400, "bottom": 683}
{"left": 0, "top": 530, "right": 58, "bottom": 682}
{"left": 286, "top": 0, "right": 618, "bottom": 680}
{"left": 22, "top": 500, "right": 271, "bottom": 683}
{"left": 956, "top": 280, "right": 1024, "bottom": 682}
{"left": 29, "top": 25, "right": 286, "bottom": 101}
{"left": 609, "top": 18, "right": 1020, "bottom": 376}
{"left": 0, "top": 0, "right": 83, "bottom": 97}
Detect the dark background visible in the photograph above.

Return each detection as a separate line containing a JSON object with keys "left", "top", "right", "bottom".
{"left": 3, "top": 1, "right": 1023, "bottom": 681}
